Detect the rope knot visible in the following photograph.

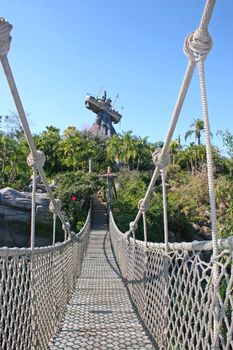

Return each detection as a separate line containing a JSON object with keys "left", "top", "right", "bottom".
{"left": 70, "top": 231, "right": 76, "bottom": 240}
{"left": 49, "top": 199, "right": 61, "bottom": 213}
{"left": 0, "top": 18, "right": 12, "bottom": 57}
{"left": 27, "top": 150, "right": 46, "bottom": 169}
{"left": 62, "top": 222, "right": 70, "bottom": 233}
{"left": 152, "top": 149, "right": 169, "bottom": 169}
{"left": 129, "top": 221, "right": 138, "bottom": 232}
{"left": 184, "top": 28, "right": 212, "bottom": 62}
{"left": 138, "top": 198, "right": 149, "bottom": 213}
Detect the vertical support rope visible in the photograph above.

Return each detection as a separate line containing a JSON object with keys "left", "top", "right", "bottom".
{"left": 53, "top": 213, "right": 57, "bottom": 246}
{"left": 30, "top": 168, "right": 37, "bottom": 350}
{"left": 127, "top": 0, "right": 217, "bottom": 238}
{"left": 161, "top": 169, "right": 169, "bottom": 349}
{"left": 198, "top": 58, "right": 219, "bottom": 349}
{"left": 161, "top": 170, "right": 169, "bottom": 254}
{"left": 31, "top": 169, "right": 37, "bottom": 252}
{"left": 142, "top": 212, "right": 147, "bottom": 247}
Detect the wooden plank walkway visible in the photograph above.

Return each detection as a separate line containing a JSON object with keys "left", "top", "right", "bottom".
{"left": 48, "top": 229, "right": 155, "bottom": 350}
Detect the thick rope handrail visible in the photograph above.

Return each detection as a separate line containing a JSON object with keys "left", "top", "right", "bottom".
{"left": 109, "top": 212, "right": 233, "bottom": 348}
{"left": 109, "top": 211, "right": 233, "bottom": 252}
{"left": 0, "top": 18, "right": 71, "bottom": 241}
{"left": 0, "top": 206, "right": 92, "bottom": 257}
{"left": 127, "top": 0, "right": 216, "bottom": 237}
{"left": 128, "top": 61, "right": 196, "bottom": 236}
{"left": 0, "top": 203, "right": 91, "bottom": 349}
{"left": 0, "top": 17, "right": 12, "bottom": 56}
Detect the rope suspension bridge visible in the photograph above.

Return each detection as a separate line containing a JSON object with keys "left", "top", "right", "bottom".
{"left": 0, "top": 1, "right": 232, "bottom": 349}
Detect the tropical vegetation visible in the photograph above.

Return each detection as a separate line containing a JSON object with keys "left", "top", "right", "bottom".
{"left": 1, "top": 113, "right": 233, "bottom": 242}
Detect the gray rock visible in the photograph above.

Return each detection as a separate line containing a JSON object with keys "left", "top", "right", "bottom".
{"left": 199, "top": 226, "right": 212, "bottom": 240}
{"left": 191, "top": 222, "right": 201, "bottom": 232}
{"left": 0, "top": 187, "right": 57, "bottom": 248}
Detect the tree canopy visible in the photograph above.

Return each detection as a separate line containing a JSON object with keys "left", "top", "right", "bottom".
{"left": 1, "top": 113, "right": 233, "bottom": 242}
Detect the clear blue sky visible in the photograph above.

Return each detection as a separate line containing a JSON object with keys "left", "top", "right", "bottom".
{"left": 0, "top": 1, "right": 232, "bottom": 151}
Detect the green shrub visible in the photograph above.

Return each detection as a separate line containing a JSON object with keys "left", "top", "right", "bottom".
{"left": 55, "top": 171, "right": 106, "bottom": 231}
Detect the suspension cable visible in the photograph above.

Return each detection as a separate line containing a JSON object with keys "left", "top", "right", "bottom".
{"left": 128, "top": 0, "right": 216, "bottom": 237}
{"left": 0, "top": 18, "right": 71, "bottom": 240}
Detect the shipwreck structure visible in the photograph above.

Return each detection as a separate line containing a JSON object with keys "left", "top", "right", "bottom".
{"left": 85, "top": 91, "right": 122, "bottom": 137}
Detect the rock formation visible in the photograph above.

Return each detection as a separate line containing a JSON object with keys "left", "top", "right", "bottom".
{"left": 0, "top": 187, "right": 56, "bottom": 247}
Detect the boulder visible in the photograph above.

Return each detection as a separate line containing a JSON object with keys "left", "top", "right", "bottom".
{"left": 199, "top": 225, "right": 212, "bottom": 240}
{"left": 191, "top": 222, "right": 201, "bottom": 232}
{"left": 0, "top": 187, "right": 55, "bottom": 247}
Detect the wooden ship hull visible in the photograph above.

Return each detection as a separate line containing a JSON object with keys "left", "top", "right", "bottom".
{"left": 85, "top": 95, "right": 122, "bottom": 124}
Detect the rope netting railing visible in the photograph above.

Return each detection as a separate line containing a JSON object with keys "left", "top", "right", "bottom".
{"left": 108, "top": 0, "right": 233, "bottom": 349}
{"left": 0, "top": 17, "right": 92, "bottom": 350}
{"left": 110, "top": 214, "right": 233, "bottom": 350}
{"left": 0, "top": 211, "right": 91, "bottom": 350}
{"left": 0, "top": 0, "right": 231, "bottom": 349}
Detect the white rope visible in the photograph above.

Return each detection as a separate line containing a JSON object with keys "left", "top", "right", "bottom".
{"left": 0, "top": 19, "right": 71, "bottom": 240}
{"left": 30, "top": 169, "right": 37, "bottom": 252}
{"left": 29, "top": 168, "right": 37, "bottom": 349}
{"left": 152, "top": 148, "right": 170, "bottom": 169}
{"left": 127, "top": 0, "right": 216, "bottom": 238}
{"left": 142, "top": 212, "right": 147, "bottom": 246}
{"left": 49, "top": 199, "right": 61, "bottom": 246}
{"left": 198, "top": 57, "right": 219, "bottom": 349}
{"left": 199, "top": 0, "right": 216, "bottom": 31}
{"left": 161, "top": 170, "right": 169, "bottom": 253}
{"left": 0, "top": 212, "right": 91, "bottom": 349}
{"left": 127, "top": 60, "right": 196, "bottom": 237}
{"left": 161, "top": 169, "right": 169, "bottom": 348}
{"left": 52, "top": 213, "right": 57, "bottom": 246}
{"left": 0, "top": 18, "right": 12, "bottom": 56}
{"left": 137, "top": 199, "right": 148, "bottom": 245}
{"left": 27, "top": 151, "right": 46, "bottom": 169}
{"left": 184, "top": 28, "right": 212, "bottom": 62}
{"left": 110, "top": 212, "right": 233, "bottom": 349}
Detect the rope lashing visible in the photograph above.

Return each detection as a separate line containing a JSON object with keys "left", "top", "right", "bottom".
{"left": 184, "top": 28, "right": 212, "bottom": 62}
{"left": 129, "top": 221, "right": 138, "bottom": 233}
{"left": 152, "top": 149, "right": 170, "bottom": 169}
{"left": 138, "top": 198, "right": 150, "bottom": 213}
{"left": 0, "top": 17, "right": 72, "bottom": 243}
{"left": 127, "top": 1, "right": 216, "bottom": 239}
{"left": 138, "top": 199, "right": 149, "bottom": 245}
{"left": 49, "top": 199, "right": 62, "bottom": 245}
{"left": 49, "top": 199, "right": 62, "bottom": 213}
{"left": 0, "top": 18, "right": 12, "bottom": 57}
{"left": 27, "top": 151, "right": 46, "bottom": 170}
{"left": 62, "top": 222, "right": 71, "bottom": 233}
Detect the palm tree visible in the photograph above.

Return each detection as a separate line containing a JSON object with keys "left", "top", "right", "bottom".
{"left": 106, "top": 134, "right": 122, "bottom": 164}
{"left": 60, "top": 127, "right": 97, "bottom": 172}
{"left": 135, "top": 136, "right": 152, "bottom": 170}
{"left": 121, "top": 131, "right": 137, "bottom": 169}
{"left": 185, "top": 119, "right": 205, "bottom": 146}
{"left": 169, "top": 140, "right": 182, "bottom": 166}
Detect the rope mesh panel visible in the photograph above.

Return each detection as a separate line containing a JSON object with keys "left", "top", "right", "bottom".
{"left": 0, "top": 251, "right": 32, "bottom": 350}
{"left": 110, "top": 213, "right": 233, "bottom": 349}
{"left": 0, "top": 211, "right": 91, "bottom": 350}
